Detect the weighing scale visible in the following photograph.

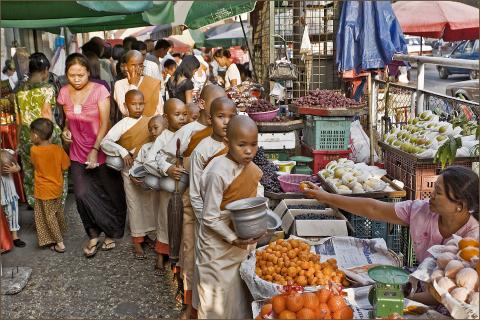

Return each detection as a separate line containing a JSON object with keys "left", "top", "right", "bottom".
{"left": 289, "top": 156, "right": 313, "bottom": 175}
{"left": 368, "top": 265, "right": 409, "bottom": 318}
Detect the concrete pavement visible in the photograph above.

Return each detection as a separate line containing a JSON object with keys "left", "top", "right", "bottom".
{"left": 1, "top": 195, "right": 182, "bottom": 319}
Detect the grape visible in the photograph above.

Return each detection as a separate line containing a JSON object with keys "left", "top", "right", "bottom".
{"left": 246, "top": 99, "right": 277, "bottom": 113}
{"left": 288, "top": 204, "right": 326, "bottom": 210}
{"left": 253, "top": 147, "right": 282, "bottom": 193}
{"left": 293, "top": 89, "right": 361, "bottom": 109}
{"left": 295, "top": 213, "right": 334, "bottom": 220}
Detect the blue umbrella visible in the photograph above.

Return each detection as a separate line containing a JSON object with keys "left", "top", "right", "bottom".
{"left": 336, "top": 1, "right": 408, "bottom": 73}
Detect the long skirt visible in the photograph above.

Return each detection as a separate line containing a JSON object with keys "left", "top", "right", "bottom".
{"left": 33, "top": 197, "right": 66, "bottom": 246}
{"left": 19, "top": 124, "right": 67, "bottom": 207}
{"left": 71, "top": 162, "right": 126, "bottom": 239}
{"left": 155, "top": 190, "right": 171, "bottom": 255}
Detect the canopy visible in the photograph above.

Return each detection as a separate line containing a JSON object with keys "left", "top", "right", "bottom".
{"left": 1, "top": 0, "right": 256, "bottom": 32}
{"left": 204, "top": 22, "right": 249, "bottom": 47}
{"left": 392, "top": 1, "right": 480, "bottom": 41}
{"left": 336, "top": 0, "right": 408, "bottom": 73}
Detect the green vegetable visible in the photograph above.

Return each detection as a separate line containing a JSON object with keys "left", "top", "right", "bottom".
{"left": 434, "top": 136, "right": 462, "bottom": 169}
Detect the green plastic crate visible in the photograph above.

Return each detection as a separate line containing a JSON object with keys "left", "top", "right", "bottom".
{"left": 303, "top": 116, "right": 352, "bottom": 150}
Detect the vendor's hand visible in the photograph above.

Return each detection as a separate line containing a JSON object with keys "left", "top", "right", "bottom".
{"left": 2, "top": 162, "right": 21, "bottom": 174}
{"left": 129, "top": 175, "right": 143, "bottom": 186}
{"left": 85, "top": 149, "right": 99, "bottom": 169}
{"left": 62, "top": 128, "right": 72, "bottom": 144}
{"left": 301, "top": 181, "right": 326, "bottom": 200}
{"left": 166, "top": 165, "right": 186, "bottom": 180}
{"left": 123, "top": 154, "right": 134, "bottom": 169}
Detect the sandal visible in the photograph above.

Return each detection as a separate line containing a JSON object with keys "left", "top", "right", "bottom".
{"left": 84, "top": 241, "right": 100, "bottom": 258}
{"left": 101, "top": 240, "right": 116, "bottom": 251}
{"left": 50, "top": 244, "right": 65, "bottom": 253}
{"left": 135, "top": 251, "right": 147, "bottom": 260}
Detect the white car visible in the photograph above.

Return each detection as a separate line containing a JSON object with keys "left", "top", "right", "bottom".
{"left": 405, "top": 36, "right": 432, "bottom": 56}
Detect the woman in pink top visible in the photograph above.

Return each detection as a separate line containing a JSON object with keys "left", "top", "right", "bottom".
{"left": 58, "top": 53, "right": 126, "bottom": 258}
{"left": 302, "top": 166, "right": 479, "bottom": 263}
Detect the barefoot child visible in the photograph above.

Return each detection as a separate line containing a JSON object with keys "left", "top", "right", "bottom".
{"left": 101, "top": 89, "right": 156, "bottom": 258}
{"left": 186, "top": 102, "right": 200, "bottom": 123}
{"left": 143, "top": 98, "right": 188, "bottom": 274}
{"left": 29, "top": 118, "right": 70, "bottom": 252}
{"left": 0, "top": 149, "right": 25, "bottom": 248}
{"left": 196, "top": 116, "right": 264, "bottom": 319}
{"left": 160, "top": 84, "right": 227, "bottom": 316}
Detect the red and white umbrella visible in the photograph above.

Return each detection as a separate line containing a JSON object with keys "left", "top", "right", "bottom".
{"left": 392, "top": 1, "right": 479, "bottom": 41}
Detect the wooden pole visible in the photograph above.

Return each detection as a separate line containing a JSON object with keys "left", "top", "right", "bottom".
{"left": 368, "top": 72, "right": 375, "bottom": 165}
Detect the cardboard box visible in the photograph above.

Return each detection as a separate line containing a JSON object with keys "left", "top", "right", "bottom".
{"left": 258, "top": 131, "right": 296, "bottom": 150}
{"left": 273, "top": 199, "right": 352, "bottom": 238}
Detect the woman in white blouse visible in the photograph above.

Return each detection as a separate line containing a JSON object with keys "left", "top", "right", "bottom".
{"left": 213, "top": 48, "right": 241, "bottom": 90}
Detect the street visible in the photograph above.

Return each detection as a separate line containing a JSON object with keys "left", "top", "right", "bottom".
{"left": 409, "top": 63, "right": 470, "bottom": 95}
{"left": 1, "top": 195, "right": 182, "bottom": 319}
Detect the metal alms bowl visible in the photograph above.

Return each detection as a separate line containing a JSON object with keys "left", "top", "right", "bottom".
{"left": 143, "top": 172, "right": 189, "bottom": 192}
{"left": 106, "top": 156, "right": 124, "bottom": 171}
{"left": 225, "top": 197, "right": 269, "bottom": 240}
{"left": 257, "top": 210, "right": 282, "bottom": 247}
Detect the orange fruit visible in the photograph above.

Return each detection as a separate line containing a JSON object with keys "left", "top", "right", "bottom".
{"left": 260, "top": 303, "right": 272, "bottom": 318}
{"left": 299, "top": 182, "right": 308, "bottom": 191}
{"left": 286, "top": 293, "right": 304, "bottom": 312}
{"left": 459, "top": 246, "right": 480, "bottom": 262}
{"left": 296, "top": 308, "right": 316, "bottom": 320}
{"left": 316, "top": 288, "right": 331, "bottom": 303}
{"left": 459, "top": 238, "right": 480, "bottom": 250}
{"left": 327, "top": 295, "right": 347, "bottom": 313}
{"left": 255, "top": 315, "right": 262, "bottom": 320}
{"left": 279, "top": 310, "right": 297, "bottom": 319}
{"left": 272, "top": 295, "right": 287, "bottom": 315}
{"left": 302, "top": 292, "right": 319, "bottom": 309}
{"left": 332, "top": 306, "right": 353, "bottom": 320}
{"left": 296, "top": 275, "right": 308, "bottom": 286}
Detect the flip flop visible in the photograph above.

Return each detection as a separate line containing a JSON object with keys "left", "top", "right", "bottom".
{"left": 50, "top": 244, "right": 65, "bottom": 253}
{"left": 101, "top": 240, "right": 116, "bottom": 251}
{"left": 134, "top": 250, "right": 147, "bottom": 260}
{"left": 84, "top": 241, "right": 100, "bottom": 258}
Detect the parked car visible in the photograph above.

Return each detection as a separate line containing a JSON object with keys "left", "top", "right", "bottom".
{"left": 405, "top": 36, "right": 433, "bottom": 56}
{"left": 437, "top": 39, "right": 479, "bottom": 80}
{"left": 445, "top": 79, "right": 480, "bottom": 101}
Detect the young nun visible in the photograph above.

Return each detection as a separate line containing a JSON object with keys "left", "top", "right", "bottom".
{"left": 142, "top": 98, "right": 188, "bottom": 274}
{"left": 196, "top": 115, "right": 264, "bottom": 319}
{"left": 158, "top": 84, "right": 227, "bottom": 315}
{"left": 100, "top": 89, "right": 156, "bottom": 259}
{"left": 189, "top": 96, "right": 237, "bottom": 310}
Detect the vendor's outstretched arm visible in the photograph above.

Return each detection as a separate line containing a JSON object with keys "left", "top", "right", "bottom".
{"left": 303, "top": 182, "right": 407, "bottom": 226}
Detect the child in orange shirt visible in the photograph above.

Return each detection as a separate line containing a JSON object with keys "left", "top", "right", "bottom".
{"left": 30, "top": 118, "right": 71, "bottom": 253}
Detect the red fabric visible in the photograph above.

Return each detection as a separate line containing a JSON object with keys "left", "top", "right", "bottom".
{"left": 184, "top": 290, "right": 192, "bottom": 305}
{"left": 0, "top": 124, "right": 26, "bottom": 202}
{"left": 0, "top": 207, "right": 13, "bottom": 252}
{"left": 155, "top": 240, "right": 170, "bottom": 255}
{"left": 392, "top": 1, "right": 479, "bottom": 41}
{"left": 131, "top": 236, "right": 145, "bottom": 244}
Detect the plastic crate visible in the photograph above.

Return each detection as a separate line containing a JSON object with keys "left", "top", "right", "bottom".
{"left": 381, "top": 143, "right": 476, "bottom": 200}
{"left": 399, "top": 226, "right": 417, "bottom": 267}
{"left": 303, "top": 115, "right": 352, "bottom": 150}
{"left": 301, "top": 143, "right": 351, "bottom": 174}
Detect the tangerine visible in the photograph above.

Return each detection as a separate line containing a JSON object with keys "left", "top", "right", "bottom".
{"left": 332, "top": 306, "right": 353, "bottom": 320}
{"left": 272, "top": 295, "right": 287, "bottom": 314}
{"left": 286, "top": 293, "right": 304, "bottom": 312}
{"left": 278, "top": 310, "right": 297, "bottom": 319}
{"left": 327, "top": 295, "right": 346, "bottom": 312}
{"left": 296, "top": 308, "right": 316, "bottom": 320}
{"left": 261, "top": 304, "right": 273, "bottom": 317}
{"left": 459, "top": 246, "right": 480, "bottom": 262}
{"left": 316, "top": 288, "right": 331, "bottom": 303}
{"left": 459, "top": 238, "right": 480, "bottom": 250}
{"left": 302, "top": 292, "right": 319, "bottom": 309}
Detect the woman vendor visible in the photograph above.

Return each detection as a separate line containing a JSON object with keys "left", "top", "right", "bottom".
{"left": 303, "top": 166, "right": 479, "bottom": 262}
{"left": 303, "top": 166, "right": 479, "bottom": 302}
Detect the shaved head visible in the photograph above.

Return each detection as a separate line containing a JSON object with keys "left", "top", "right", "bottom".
{"left": 149, "top": 114, "right": 166, "bottom": 126}
{"left": 164, "top": 98, "right": 185, "bottom": 115}
{"left": 227, "top": 115, "right": 257, "bottom": 141}
{"left": 200, "top": 84, "right": 226, "bottom": 112}
{"left": 211, "top": 97, "right": 236, "bottom": 117}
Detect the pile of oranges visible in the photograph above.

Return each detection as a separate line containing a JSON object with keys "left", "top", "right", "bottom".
{"left": 256, "top": 288, "right": 354, "bottom": 320}
{"left": 255, "top": 239, "right": 350, "bottom": 287}
{"left": 458, "top": 238, "right": 480, "bottom": 262}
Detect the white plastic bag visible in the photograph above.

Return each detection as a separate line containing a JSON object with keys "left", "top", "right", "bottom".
{"left": 300, "top": 25, "right": 312, "bottom": 61}
{"left": 350, "top": 120, "right": 379, "bottom": 163}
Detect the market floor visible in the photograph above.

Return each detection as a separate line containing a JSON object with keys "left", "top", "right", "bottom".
{"left": 1, "top": 195, "right": 182, "bottom": 319}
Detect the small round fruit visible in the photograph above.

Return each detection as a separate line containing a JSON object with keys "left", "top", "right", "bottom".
{"left": 278, "top": 310, "right": 297, "bottom": 319}
{"left": 316, "top": 288, "right": 331, "bottom": 303}
{"left": 299, "top": 182, "right": 309, "bottom": 191}
{"left": 286, "top": 293, "right": 304, "bottom": 312}
{"left": 261, "top": 304, "right": 273, "bottom": 317}
{"left": 302, "top": 292, "right": 319, "bottom": 309}
{"left": 459, "top": 238, "right": 480, "bottom": 250}
{"left": 332, "top": 306, "right": 353, "bottom": 320}
{"left": 272, "top": 295, "right": 287, "bottom": 314}
{"left": 327, "top": 295, "right": 347, "bottom": 312}
{"left": 459, "top": 246, "right": 480, "bottom": 262}
{"left": 296, "top": 308, "right": 316, "bottom": 320}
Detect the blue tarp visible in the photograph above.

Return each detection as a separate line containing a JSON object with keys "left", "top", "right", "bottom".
{"left": 336, "top": 1, "right": 408, "bottom": 73}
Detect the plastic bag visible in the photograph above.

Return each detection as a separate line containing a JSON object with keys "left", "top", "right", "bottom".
{"left": 300, "top": 25, "right": 312, "bottom": 61}
{"left": 349, "top": 120, "right": 378, "bottom": 163}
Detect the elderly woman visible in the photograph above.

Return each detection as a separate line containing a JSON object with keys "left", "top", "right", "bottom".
{"left": 16, "top": 52, "right": 66, "bottom": 208}
{"left": 58, "top": 53, "right": 126, "bottom": 258}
